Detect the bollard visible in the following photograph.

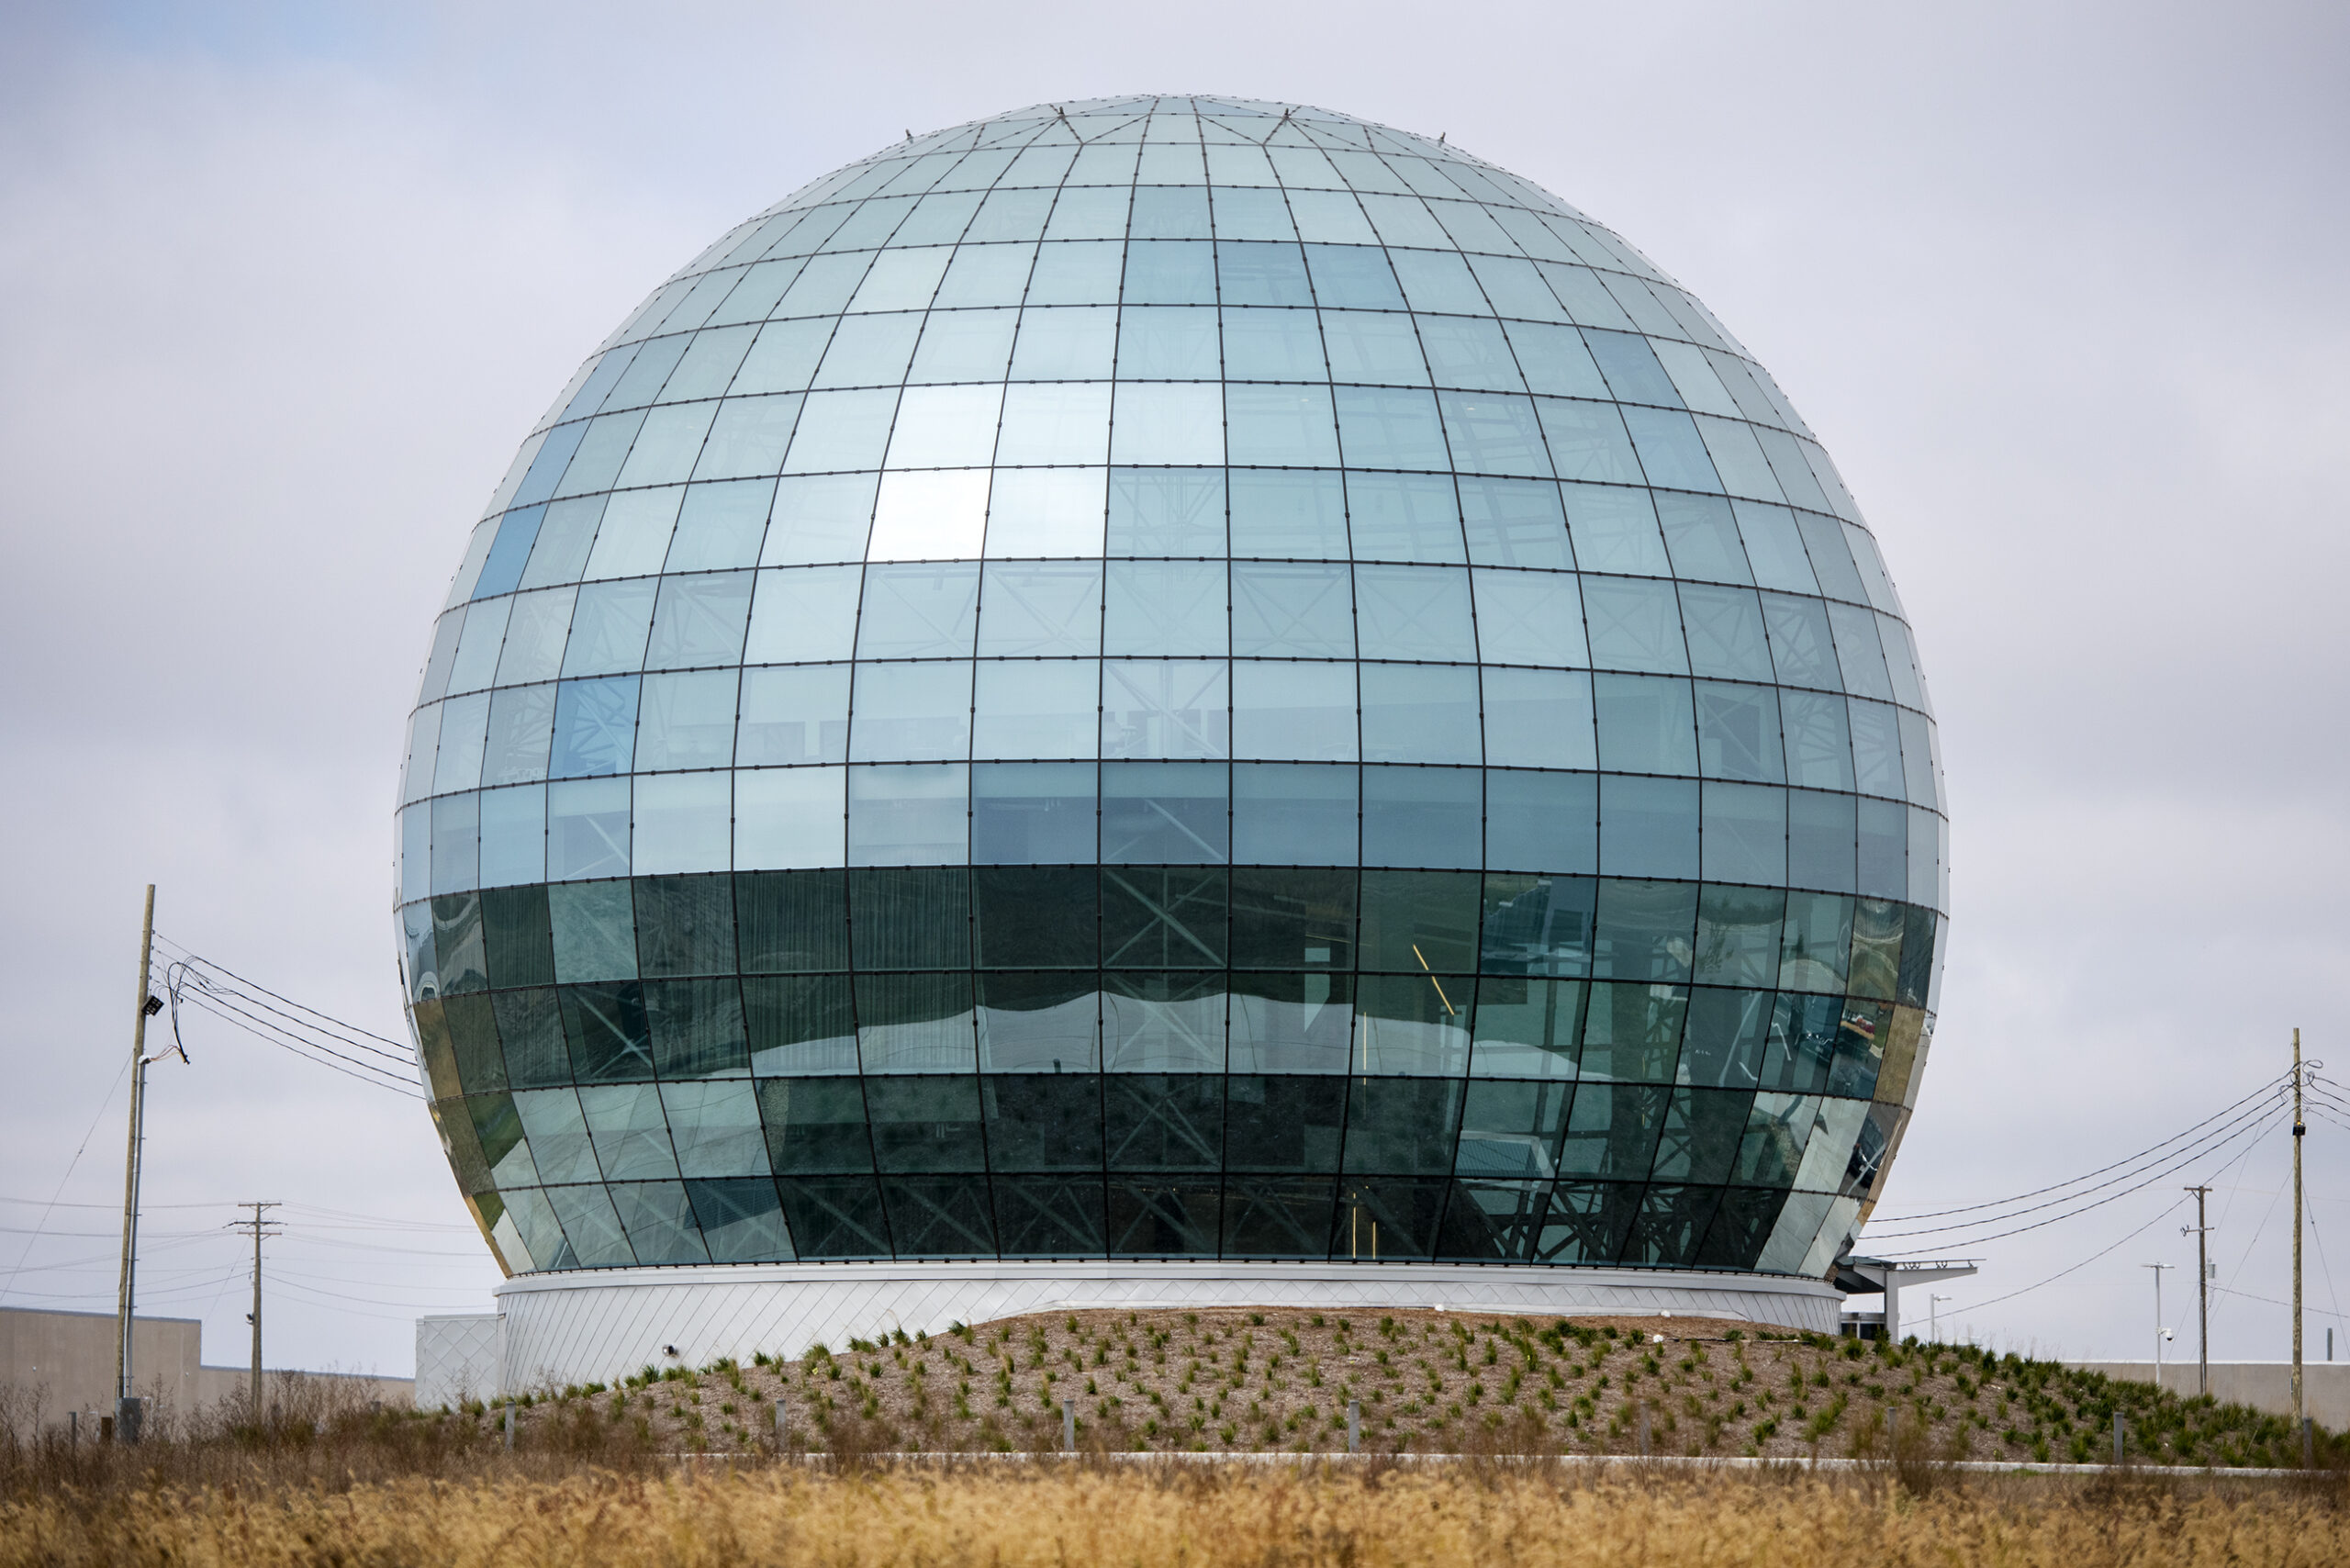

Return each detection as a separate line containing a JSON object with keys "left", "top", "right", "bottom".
{"left": 1347, "top": 1400, "right": 1360, "bottom": 1455}
{"left": 504, "top": 1401, "right": 515, "bottom": 1451}
{"left": 775, "top": 1397, "right": 788, "bottom": 1452}
{"left": 1062, "top": 1398, "right": 1075, "bottom": 1453}
{"left": 2112, "top": 1412, "right": 2123, "bottom": 1465}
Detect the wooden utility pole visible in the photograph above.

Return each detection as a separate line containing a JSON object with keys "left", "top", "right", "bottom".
{"left": 2185, "top": 1183, "right": 2213, "bottom": 1398}
{"left": 232, "top": 1203, "right": 282, "bottom": 1424}
{"left": 112, "top": 885, "right": 157, "bottom": 1441}
{"left": 2293, "top": 1027, "right": 2304, "bottom": 1433}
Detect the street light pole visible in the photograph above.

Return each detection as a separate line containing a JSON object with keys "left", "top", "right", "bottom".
{"left": 2144, "top": 1263, "right": 2175, "bottom": 1393}
{"left": 1930, "top": 1294, "right": 1952, "bottom": 1344}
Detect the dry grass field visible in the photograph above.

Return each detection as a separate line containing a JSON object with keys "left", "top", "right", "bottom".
{"left": 6, "top": 1310, "right": 2344, "bottom": 1567}
{"left": 465, "top": 1307, "right": 2329, "bottom": 1469}
{"left": 5, "top": 1464, "right": 2349, "bottom": 1568}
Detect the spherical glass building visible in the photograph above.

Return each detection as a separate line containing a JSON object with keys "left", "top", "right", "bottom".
{"left": 398, "top": 95, "right": 1945, "bottom": 1382}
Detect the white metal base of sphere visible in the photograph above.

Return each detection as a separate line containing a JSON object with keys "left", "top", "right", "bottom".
{"left": 489, "top": 1260, "right": 1842, "bottom": 1394}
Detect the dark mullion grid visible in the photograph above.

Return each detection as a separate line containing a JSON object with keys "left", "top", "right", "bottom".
{"left": 406, "top": 99, "right": 1942, "bottom": 1280}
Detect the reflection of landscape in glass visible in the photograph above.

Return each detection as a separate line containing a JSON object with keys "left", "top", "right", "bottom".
{"left": 395, "top": 95, "right": 1945, "bottom": 1282}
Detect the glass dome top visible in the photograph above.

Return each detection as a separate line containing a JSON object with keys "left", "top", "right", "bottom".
{"left": 398, "top": 96, "right": 1945, "bottom": 1283}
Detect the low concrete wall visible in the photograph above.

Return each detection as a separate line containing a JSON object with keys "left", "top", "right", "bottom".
{"left": 1, "top": 1306, "right": 411, "bottom": 1430}
{"left": 2070, "top": 1361, "right": 2350, "bottom": 1428}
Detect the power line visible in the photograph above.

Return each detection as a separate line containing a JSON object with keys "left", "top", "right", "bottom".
{"left": 1863, "top": 1069, "right": 2294, "bottom": 1225}
{"left": 1939, "top": 1197, "right": 2190, "bottom": 1320}
{"left": 1865, "top": 1100, "right": 2288, "bottom": 1247}
{"left": 1942, "top": 1111, "right": 2282, "bottom": 1325}
{"left": 151, "top": 934, "right": 408, "bottom": 1054}
{"left": 0, "top": 1054, "right": 134, "bottom": 1299}
{"left": 170, "top": 986, "right": 420, "bottom": 1096}
{"left": 146, "top": 933, "right": 424, "bottom": 1099}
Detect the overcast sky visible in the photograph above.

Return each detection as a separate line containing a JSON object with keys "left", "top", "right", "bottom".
{"left": 4, "top": 0, "right": 2344, "bottom": 1383}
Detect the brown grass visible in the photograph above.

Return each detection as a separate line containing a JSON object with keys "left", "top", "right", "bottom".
{"left": 5, "top": 1465, "right": 2349, "bottom": 1567}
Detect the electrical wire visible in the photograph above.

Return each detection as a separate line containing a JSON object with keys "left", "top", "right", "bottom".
{"left": 0, "top": 1054, "right": 134, "bottom": 1298}
{"left": 1864, "top": 1086, "right": 2288, "bottom": 1239}
{"left": 1864, "top": 1100, "right": 2288, "bottom": 1248}
{"left": 147, "top": 933, "right": 424, "bottom": 1099}
{"left": 1938, "top": 1198, "right": 2190, "bottom": 1322}
{"left": 2210, "top": 1286, "right": 2350, "bottom": 1324}
{"left": 151, "top": 933, "right": 409, "bottom": 1055}
{"left": 172, "top": 989, "right": 421, "bottom": 1098}
{"left": 1943, "top": 1111, "right": 2282, "bottom": 1326}
{"left": 1864, "top": 1069, "right": 2294, "bottom": 1225}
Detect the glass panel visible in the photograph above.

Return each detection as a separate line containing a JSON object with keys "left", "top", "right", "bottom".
{"left": 972, "top": 661, "right": 1097, "bottom": 760}
{"left": 1361, "top": 765, "right": 1480, "bottom": 868}
{"left": 1231, "top": 662, "right": 1357, "bottom": 761}
{"left": 1457, "top": 484, "right": 1570, "bottom": 576}
{"left": 846, "top": 762, "right": 968, "bottom": 866}
{"left": 1360, "top": 664, "right": 1480, "bottom": 764}
{"left": 1561, "top": 481, "right": 1667, "bottom": 573}
{"left": 994, "top": 385, "right": 1113, "bottom": 467}
{"left": 969, "top": 761, "right": 1097, "bottom": 864}
{"left": 984, "top": 473, "right": 1108, "bottom": 559}
{"left": 848, "top": 661, "right": 971, "bottom": 761}
{"left": 1116, "top": 305, "right": 1219, "bottom": 377}
{"left": 1353, "top": 565, "right": 1475, "bottom": 660}
{"left": 854, "top": 562, "right": 981, "bottom": 657}
{"left": 548, "top": 777, "right": 631, "bottom": 880}
{"left": 1597, "top": 775, "right": 1699, "bottom": 880}
{"left": 1694, "top": 681, "right": 1785, "bottom": 782}
{"left": 1700, "top": 780, "right": 1787, "bottom": 885}
{"left": 1231, "top": 563, "right": 1354, "bottom": 656}
{"left": 632, "top": 772, "right": 731, "bottom": 876}
{"left": 1103, "top": 560, "right": 1225, "bottom": 657}
{"left": 635, "top": 670, "right": 737, "bottom": 771}
{"left": 1471, "top": 568, "right": 1585, "bottom": 666}
{"left": 1583, "top": 577, "right": 1688, "bottom": 674}
{"left": 1108, "top": 467, "right": 1225, "bottom": 556}
{"left": 1594, "top": 674, "right": 1696, "bottom": 774}
{"left": 762, "top": 474, "right": 878, "bottom": 566}
{"left": 1228, "top": 469, "right": 1348, "bottom": 558}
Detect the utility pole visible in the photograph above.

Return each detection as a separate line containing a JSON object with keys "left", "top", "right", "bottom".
{"left": 231, "top": 1203, "right": 282, "bottom": 1424}
{"left": 2185, "top": 1185, "right": 2213, "bottom": 1398}
{"left": 2293, "top": 1027, "right": 2305, "bottom": 1433}
{"left": 2144, "top": 1263, "right": 2174, "bottom": 1391}
{"left": 113, "top": 885, "right": 159, "bottom": 1442}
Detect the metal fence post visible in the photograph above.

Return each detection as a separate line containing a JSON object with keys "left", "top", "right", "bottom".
{"left": 2111, "top": 1411, "right": 2123, "bottom": 1466}
{"left": 2305, "top": 1417, "right": 2315, "bottom": 1470}
{"left": 1061, "top": 1398, "right": 1075, "bottom": 1453}
{"left": 1347, "top": 1400, "right": 1360, "bottom": 1454}
{"left": 504, "top": 1401, "right": 515, "bottom": 1451}
{"left": 775, "top": 1397, "right": 788, "bottom": 1452}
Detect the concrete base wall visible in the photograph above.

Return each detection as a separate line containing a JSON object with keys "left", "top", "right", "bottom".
{"left": 494, "top": 1261, "right": 1842, "bottom": 1394}
{"left": 1, "top": 1306, "right": 411, "bottom": 1431}
{"left": 416, "top": 1315, "right": 504, "bottom": 1411}
{"left": 2071, "top": 1361, "right": 2350, "bottom": 1429}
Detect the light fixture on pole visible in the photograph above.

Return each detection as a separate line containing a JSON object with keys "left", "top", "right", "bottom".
{"left": 2145, "top": 1262, "right": 2176, "bottom": 1392}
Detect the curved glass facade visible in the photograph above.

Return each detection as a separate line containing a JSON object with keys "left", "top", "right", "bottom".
{"left": 398, "top": 95, "right": 1946, "bottom": 1282}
